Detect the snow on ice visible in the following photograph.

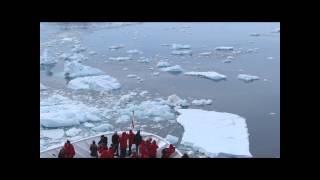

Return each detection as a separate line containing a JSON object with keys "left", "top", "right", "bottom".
{"left": 41, "top": 129, "right": 65, "bottom": 139}
{"left": 67, "top": 75, "right": 121, "bottom": 91}
{"left": 92, "top": 123, "right": 114, "bottom": 132}
{"left": 177, "top": 109, "right": 252, "bottom": 157}
{"left": 165, "top": 134, "right": 179, "bottom": 145}
{"left": 65, "top": 127, "right": 82, "bottom": 137}
{"left": 184, "top": 71, "right": 227, "bottom": 81}
{"left": 64, "top": 61, "right": 104, "bottom": 79}
{"left": 237, "top": 74, "right": 260, "bottom": 82}
{"left": 40, "top": 95, "right": 102, "bottom": 128}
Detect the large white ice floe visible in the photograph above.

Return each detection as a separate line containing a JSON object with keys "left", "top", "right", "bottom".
{"left": 191, "top": 99, "right": 213, "bottom": 106}
{"left": 165, "top": 134, "right": 179, "bottom": 145}
{"left": 177, "top": 109, "right": 252, "bottom": 157}
{"left": 92, "top": 123, "right": 114, "bottom": 132}
{"left": 166, "top": 94, "right": 189, "bottom": 107}
{"left": 171, "top": 50, "right": 192, "bottom": 55}
{"left": 171, "top": 43, "right": 191, "bottom": 50}
{"left": 40, "top": 49, "right": 57, "bottom": 65}
{"left": 64, "top": 61, "right": 104, "bottom": 79}
{"left": 237, "top": 74, "right": 260, "bottom": 82}
{"left": 65, "top": 128, "right": 82, "bottom": 137}
{"left": 215, "top": 46, "right": 234, "bottom": 51}
{"left": 40, "top": 83, "right": 47, "bottom": 91}
{"left": 41, "top": 129, "right": 65, "bottom": 139}
{"left": 40, "top": 95, "right": 102, "bottom": 128}
{"left": 156, "top": 61, "right": 171, "bottom": 68}
{"left": 109, "top": 56, "right": 132, "bottom": 61}
{"left": 67, "top": 75, "right": 121, "bottom": 91}
{"left": 117, "top": 100, "right": 176, "bottom": 122}
{"left": 160, "top": 65, "right": 184, "bottom": 73}
{"left": 184, "top": 71, "right": 227, "bottom": 81}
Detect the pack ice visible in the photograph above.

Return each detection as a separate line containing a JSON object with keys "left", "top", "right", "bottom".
{"left": 177, "top": 109, "right": 252, "bottom": 157}
{"left": 40, "top": 95, "right": 102, "bottom": 128}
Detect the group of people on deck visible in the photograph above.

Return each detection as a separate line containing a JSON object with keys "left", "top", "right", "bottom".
{"left": 58, "top": 130, "right": 185, "bottom": 158}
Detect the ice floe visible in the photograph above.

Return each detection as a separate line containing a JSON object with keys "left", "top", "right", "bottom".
{"left": 165, "top": 134, "right": 179, "bottom": 145}
{"left": 215, "top": 46, "right": 234, "bottom": 51}
{"left": 171, "top": 43, "right": 191, "bottom": 50}
{"left": 41, "top": 129, "right": 65, "bottom": 139}
{"left": 40, "top": 49, "right": 57, "bottom": 65}
{"left": 92, "top": 123, "right": 114, "bottom": 132}
{"left": 267, "top": 57, "right": 274, "bottom": 60}
{"left": 171, "top": 50, "right": 192, "bottom": 55}
{"left": 137, "top": 57, "right": 150, "bottom": 63}
{"left": 122, "top": 67, "right": 129, "bottom": 71}
{"left": 237, "top": 74, "right": 260, "bottom": 82}
{"left": 65, "top": 127, "right": 82, "bottom": 137}
{"left": 156, "top": 61, "right": 171, "bottom": 68}
{"left": 40, "top": 83, "right": 47, "bottom": 91}
{"left": 160, "top": 65, "right": 184, "bottom": 73}
{"left": 198, "top": 52, "right": 212, "bottom": 56}
{"left": 166, "top": 94, "right": 189, "bottom": 107}
{"left": 191, "top": 99, "right": 213, "bottom": 106}
{"left": 89, "top": 51, "right": 97, "bottom": 55}
{"left": 40, "top": 95, "right": 102, "bottom": 128}
{"left": 67, "top": 75, "right": 121, "bottom": 91}
{"left": 127, "top": 74, "right": 137, "bottom": 78}
{"left": 177, "top": 109, "right": 252, "bottom": 157}
{"left": 126, "top": 49, "right": 143, "bottom": 54}
{"left": 71, "top": 44, "right": 87, "bottom": 53}
{"left": 184, "top": 71, "right": 227, "bottom": 81}
{"left": 152, "top": 72, "right": 160, "bottom": 76}
{"left": 83, "top": 122, "right": 95, "bottom": 128}
{"left": 64, "top": 61, "right": 104, "bottom": 79}
{"left": 109, "top": 57, "right": 132, "bottom": 61}
{"left": 109, "top": 44, "right": 125, "bottom": 50}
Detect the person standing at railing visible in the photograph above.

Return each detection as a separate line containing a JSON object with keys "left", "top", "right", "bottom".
{"left": 149, "top": 140, "right": 158, "bottom": 158}
{"left": 112, "top": 131, "right": 119, "bottom": 156}
{"left": 64, "top": 140, "right": 75, "bottom": 158}
{"left": 90, "top": 140, "right": 98, "bottom": 158}
{"left": 119, "top": 132, "right": 128, "bottom": 158}
{"left": 128, "top": 130, "right": 135, "bottom": 156}
{"left": 134, "top": 130, "right": 142, "bottom": 155}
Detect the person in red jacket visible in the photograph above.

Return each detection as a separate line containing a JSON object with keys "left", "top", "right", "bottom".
{"left": 119, "top": 132, "right": 128, "bottom": 158}
{"left": 149, "top": 140, "right": 158, "bottom": 158}
{"left": 161, "top": 144, "right": 175, "bottom": 158}
{"left": 128, "top": 130, "right": 135, "bottom": 156}
{"left": 64, "top": 140, "right": 75, "bottom": 158}
{"left": 145, "top": 138, "right": 152, "bottom": 152}
{"left": 139, "top": 140, "right": 149, "bottom": 158}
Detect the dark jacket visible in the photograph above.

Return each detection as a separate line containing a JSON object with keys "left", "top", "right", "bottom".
{"left": 112, "top": 133, "right": 119, "bottom": 144}
{"left": 134, "top": 132, "right": 142, "bottom": 145}
{"left": 98, "top": 137, "right": 108, "bottom": 146}
{"left": 90, "top": 144, "right": 98, "bottom": 157}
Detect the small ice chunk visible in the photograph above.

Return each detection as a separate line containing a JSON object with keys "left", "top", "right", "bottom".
{"left": 67, "top": 75, "right": 121, "bottom": 91}
{"left": 184, "top": 71, "right": 227, "bottom": 81}
{"left": 83, "top": 122, "right": 95, "bottom": 128}
{"left": 215, "top": 46, "right": 234, "bottom": 51}
{"left": 122, "top": 67, "right": 129, "bottom": 71}
{"left": 109, "top": 57, "right": 132, "bottom": 61}
{"left": 139, "top": 90, "right": 148, "bottom": 96}
{"left": 198, "top": 52, "right": 212, "bottom": 56}
{"left": 116, "top": 115, "right": 131, "bottom": 123}
{"left": 160, "top": 43, "right": 171, "bottom": 47}
{"left": 171, "top": 50, "right": 192, "bottom": 55}
{"left": 250, "top": 33, "right": 261, "bottom": 36}
{"left": 71, "top": 44, "right": 87, "bottom": 53}
{"left": 137, "top": 57, "right": 150, "bottom": 63}
{"left": 192, "top": 99, "right": 213, "bottom": 106}
{"left": 167, "top": 94, "right": 189, "bottom": 107}
{"left": 267, "top": 57, "right": 274, "bottom": 60}
{"left": 153, "top": 72, "right": 160, "bottom": 76}
{"left": 61, "top": 37, "right": 73, "bottom": 42}
{"left": 171, "top": 44, "right": 191, "bottom": 50}
{"left": 269, "top": 112, "right": 277, "bottom": 115}
{"left": 92, "top": 123, "right": 114, "bottom": 132}
{"left": 40, "top": 83, "right": 47, "bottom": 90}
{"left": 41, "top": 129, "right": 65, "bottom": 139}
{"left": 109, "top": 44, "right": 124, "bottom": 50}
{"left": 160, "top": 65, "right": 184, "bottom": 73}
{"left": 64, "top": 61, "right": 104, "bottom": 79}
{"left": 127, "top": 74, "right": 137, "bottom": 78}
{"left": 119, "top": 93, "right": 136, "bottom": 103}
{"left": 237, "top": 74, "right": 260, "bottom": 82}
{"left": 65, "top": 127, "right": 82, "bottom": 137}
{"left": 223, "top": 59, "right": 232, "bottom": 63}
{"left": 165, "top": 134, "right": 179, "bottom": 145}
{"left": 126, "top": 49, "right": 142, "bottom": 54}
{"left": 156, "top": 61, "right": 171, "bottom": 68}
{"left": 89, "top": 51, "right": 97, "bottom": 55}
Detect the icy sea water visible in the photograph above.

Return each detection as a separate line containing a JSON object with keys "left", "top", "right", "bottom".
{"left": 40, "top": 22, "right": 280, "bottom": 157}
